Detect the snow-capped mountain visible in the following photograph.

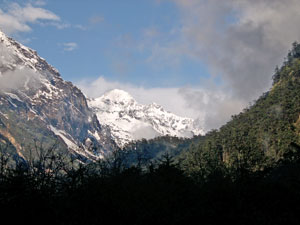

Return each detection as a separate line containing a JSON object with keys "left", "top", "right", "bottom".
{"left": 0, "top": 30, "right": 116, "bottom": 161}
{"left": 0, "top": 29, "right": 203, "bottom": 162}
{"left": 88, "top": 89, "right": 204, "bottom": 147}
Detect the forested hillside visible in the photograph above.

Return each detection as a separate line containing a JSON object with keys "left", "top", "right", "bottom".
{"left": 181, "top": 42, "right": 300, "bottom": 176}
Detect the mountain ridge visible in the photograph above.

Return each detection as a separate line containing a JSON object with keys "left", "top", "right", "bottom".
{"left": 0, "top": 30, "right": 202, "bottom": 162}
{"left": 0, "top": 29, "right": 117, "bottom": 161}
{"left": 88, "top": 89, "right": 204, "bottom": 147}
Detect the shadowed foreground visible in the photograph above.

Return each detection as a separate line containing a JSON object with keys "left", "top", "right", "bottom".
{"left": 0, "top": 146, "right": 300, "bottom": 225}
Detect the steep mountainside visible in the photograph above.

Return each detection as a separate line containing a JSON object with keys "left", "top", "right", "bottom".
{"left": 181, "top": 42, "right": 300, "bottom": 173}
{"left": 0, "top": 30, "right": 116, "bottom": 161}
{"left": 88, "top": 89, "right": 204, "bottom": 147}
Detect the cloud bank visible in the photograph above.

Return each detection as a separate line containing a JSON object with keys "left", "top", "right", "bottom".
{"left": 0, "top": 2, "right": 60, "bottom": 35}
{"left": 163, "top": 0, "right": 300, "bottom": 101}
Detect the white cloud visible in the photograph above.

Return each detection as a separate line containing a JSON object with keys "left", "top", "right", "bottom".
{"left": 9, "top": 2, "right": 59, "bottom": 23}
{"left": 62, "top": 42, "right": 78, "bottom": 52}
{"left": 0, "top": 41, "right": 43, "bottom": 92}
{"left": 0, "top": 2, "right": 60, "bottom": 35}
{"left": 155, "top": 0, "right": 300, "bottom": 103}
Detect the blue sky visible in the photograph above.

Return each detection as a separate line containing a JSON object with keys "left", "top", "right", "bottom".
{"left": 1, "top": 0, "right": 299, "bottom": 130}
{"left": 2, "top": 0, "right": 209, "bottom": 88}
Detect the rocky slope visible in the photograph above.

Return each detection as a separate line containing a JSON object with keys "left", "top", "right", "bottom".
{"left": 88, "top": 89, "right": 204, "bottom": 147}
{"left": 0, "top": 30, "right": 116, "bottom": 161}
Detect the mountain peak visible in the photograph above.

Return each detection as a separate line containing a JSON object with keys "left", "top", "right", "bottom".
{"left": 0, "top": 29, "right": 116, "bottom": 162}
{"left": 90, "top": 89, "right": 136, "bottom": 108}
{"left": 0, "top": 29, "right": 11, "bottom": 46}
{"left": 0, "top": 29, "right": 60, "bottom": 76}
{"left": 103, "top": 89, "right": 134, "bottom": 102}
{"left": 0, "top": 29, "right": 6, "bottom": 38}
{"left": 88, "top": 89, "right": 204, "bottom": 147}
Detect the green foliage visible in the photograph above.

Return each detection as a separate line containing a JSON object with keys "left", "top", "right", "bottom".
{"left": 122, "top": 135, "right": 204, "bottom": 166}
{"left": 180, "top": 43, "right": 300, "bottom": 176}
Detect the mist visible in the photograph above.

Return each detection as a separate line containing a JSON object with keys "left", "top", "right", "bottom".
{"left": 0, "top": 67, "right": 42, "bottom": 93}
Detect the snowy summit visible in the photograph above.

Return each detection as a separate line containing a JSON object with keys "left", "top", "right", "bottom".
{"left": 88, "top": 89, "right": 204, "bottom": 147}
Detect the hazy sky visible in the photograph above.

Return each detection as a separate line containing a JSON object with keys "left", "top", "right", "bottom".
{"left": 1, "top": 0, "right": 300, "bottom": 131}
